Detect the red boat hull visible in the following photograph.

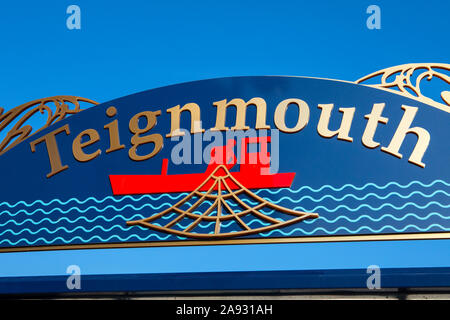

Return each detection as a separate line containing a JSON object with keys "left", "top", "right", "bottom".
{"left": 109, "top": 171, "right": 295, "bottom": 195}
{"left": 109, "top": 137, "right": 296, "bottom": 195}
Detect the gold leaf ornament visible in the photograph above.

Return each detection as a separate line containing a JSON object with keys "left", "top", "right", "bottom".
{"left": 356, "top": 63, "right": 450, "bottom": 113}
{"left": 0, "top": 96, "right": 98, "bottom": 155}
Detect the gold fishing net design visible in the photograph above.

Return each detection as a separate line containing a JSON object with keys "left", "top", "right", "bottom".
{"left": 127, "top": 165, "right": 318, "bottom": 239}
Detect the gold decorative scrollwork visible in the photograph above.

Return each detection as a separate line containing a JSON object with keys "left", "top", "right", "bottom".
{"left": 0, "top": 96, "right": 98, "bottom": 155}
{"left": 356, "top": 63, "right": 450, "bottom": 113}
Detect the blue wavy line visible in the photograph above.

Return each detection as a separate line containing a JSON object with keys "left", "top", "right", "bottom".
{"left": 4, "top": 210, "right": 447, "bottom": 236}
{"left": 161, "top": 212, "right": 177, "bottom": 220}
{"left": 0, "top": 193, "right": 189, "bottom": 208}
{"left": 3, "top": 208, "right": 447, "bottom": 232}
{"left": 3, "top": 221, "right": 449, "bottom": 246}
{"left": 0, "top": 198, "right": 236, "bottom": 217}
{"left": 0, "top": 233, "right": 181, "bottom": 246}
{"left": 0, "top": 211, "right": 199, "bottom": 227}
{"left": 228, "top": 199, "right": 450, "bottom": 212}
{"left": 1, "top": 180, "right": 447, "bottom": 210}
{"left": 1, "top": 200, "right": 447, "bottom": 220}
{"left": 178, "top": 211, "right": 449, "bottom": 229}
{"left": 0, "top": 224, "right": 137, "bottom": 236}
{"left": 0, "top": 202, "right": 182, "bottom": 217}
{"left": 304, "top": 212, "right": 450, "bottom": 224}
{"left": 294, "top": 201, "right": 449, "bottom": 213}
{"left": 260, "top": 223, "right": 450, "bottom": 236}
{"left": 255, "top": 179, "right": 450, "bottom": 195}
{"left": 262, "top": 190, "right": 449, "bottom": 204}
{"left": 0, "top": 214, "right": 144, "bottom": 227}
{"left": 1, "top": 190, "right": 443, "bottom": 216}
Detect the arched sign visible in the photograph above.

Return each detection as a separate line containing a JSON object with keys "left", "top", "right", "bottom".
{"left": 0, "top": 63, "right": 449, "bottom": 252}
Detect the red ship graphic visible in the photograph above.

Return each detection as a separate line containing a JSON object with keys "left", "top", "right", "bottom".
{"left": 109, "top": 136, "right": 295, "bottom": 195}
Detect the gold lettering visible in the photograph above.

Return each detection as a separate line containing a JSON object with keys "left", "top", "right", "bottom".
{"left": 381, "top": 105, "right": 430, "bottom": 168}
{"left": 129, "top": 110, "right": 163, "bottom": 161}
{"left": 211, "top": 98, "right": 270, "bottom": 131}
{"left": 362, "top": 103, "right": 389, "bottom": 149}
{"left": 166, "top": 103, "right": 205, "bottom": 138}
{"left": 72, "top": 129, "right": 101, "bottom": 162}
{"left": 29, "top": 124, "right": 70, "bottom": 178}
{"left": 274, "top": 98, "right": 310, "bottom": 133}
{"left": 104, "top": 106, "right": 125, "bottom": 153}
{"left": 317, "top": 104, "right": 355, "bottom": 142}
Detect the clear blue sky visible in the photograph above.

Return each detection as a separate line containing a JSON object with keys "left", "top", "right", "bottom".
{"left": 0, "top": 0, "right": 449, "bottom": 277}
{"left": 0, "top": 0, "right": 448, "bottom": 109}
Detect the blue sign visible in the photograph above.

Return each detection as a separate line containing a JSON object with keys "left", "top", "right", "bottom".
{"left": 0, "top": 64, "right": 449, "bottom": 253}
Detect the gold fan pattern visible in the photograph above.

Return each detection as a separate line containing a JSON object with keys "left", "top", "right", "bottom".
{"left": 127, "top": 165, "right": 319, "bottom": 239}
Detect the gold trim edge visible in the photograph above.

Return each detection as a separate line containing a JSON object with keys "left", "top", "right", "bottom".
{"left": 1, "top": 232, "right": 450, "bottom": 253}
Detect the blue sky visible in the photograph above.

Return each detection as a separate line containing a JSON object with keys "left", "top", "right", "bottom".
{"left": 0, "top": 0, "right": 448, "bottom": 109}
{"left": 0, "top": 0, "right": 449, "bottom": 277}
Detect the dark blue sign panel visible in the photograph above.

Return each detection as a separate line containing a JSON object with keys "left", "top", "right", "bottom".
{"left": 0, "top": 72, "right": 449, "bottom": 252}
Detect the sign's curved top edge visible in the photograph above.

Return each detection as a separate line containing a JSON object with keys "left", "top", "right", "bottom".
{"left": 0, "top": 75, "right": 445, "bottom": 160}
{"left": 1, "top": 62, "right": 449, "bottom": 157}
